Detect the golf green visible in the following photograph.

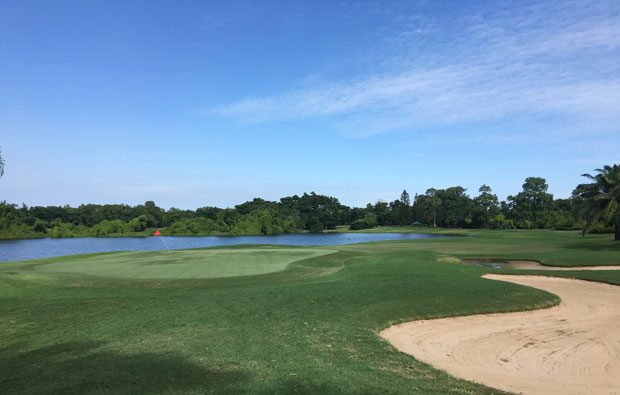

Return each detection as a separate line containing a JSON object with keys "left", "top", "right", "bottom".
{"left": 21, "top": 248, "right": 336, "bottom": 279}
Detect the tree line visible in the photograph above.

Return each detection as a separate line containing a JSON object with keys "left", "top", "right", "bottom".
{"left": 0, "top": 193, "right": 350, "bottom": 238}
{"left": 0, "top": 165, "right": 618, "bottom": 240}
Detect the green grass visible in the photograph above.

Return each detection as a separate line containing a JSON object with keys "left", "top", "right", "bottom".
{"left": 1, "top": 230, "right": 618, "bottom": 394}
{"left": 335, "top": 224, "right": 469, "bottom": 235}
{"left": 2, "top": 247, "right": 335, "bottom": 280}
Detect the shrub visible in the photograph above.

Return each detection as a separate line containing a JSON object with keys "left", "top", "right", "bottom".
{"left": 489, "top": 215, "right": 515, "bottom": 230}
{"left": 50, "top": 223, "right": 73, "bottom": 238}
{"left": 555, "top": 226, "right": 583, "bottom": 231}
{"left": 129, "top": 215, "right": 149, "bottom": 232}
{"left": 589, "top": 222, "right": 614, "bottom": 234}
{"left": 350, "top": 214, "right": 378, "bottom": 230}
{"left": 33, "top": 219, "right": 47, "bottom": 234}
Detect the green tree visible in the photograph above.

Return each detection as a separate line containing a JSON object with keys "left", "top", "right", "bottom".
{"left": 135, "top": 201, "right": 164, "bottom": 227}
{"left": 349, "top": 214, "right": 377, "bottom": 230}
{"left": 393, "top": 189, "right": 412, "bottom": 225}
{"left": 573, "top": 164, "right": 620, "bottom": 241}
{"left": 400, "top": 189, "right": 410, "bottom": 206}
{"left": 371, "top": 201, "right": 391, "bottom": 226}
{"left": 129, "top": 215, "right": 149, "bottom": 232}
{"left": 436, "top": 187, "right": 472, "bottom": 228}
{"left": 473, "top": 185, "right": 500, "bottom": 228}
{"left": 423, "top": 188, "right": 441, "bottom": 228}
{"left": 280, "top": 192, "right": 346, "bottom": 232}
{"left": 507, "top": 177, "right": 553, "bottom": 229}
{"left": 33, "top": 219, "right": 47, "bottom": 233}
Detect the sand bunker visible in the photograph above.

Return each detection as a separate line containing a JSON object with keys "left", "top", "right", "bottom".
{"left": 463, "top": 259, "right": 620, "bottom": 271}
{"left": 382, "top": 275, "right": 620, "bottom": 395}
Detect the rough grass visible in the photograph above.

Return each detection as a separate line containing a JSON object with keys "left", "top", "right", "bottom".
{"left": 0, "top": 230, "right": 618, "bottom": 394}
{"left": 339, "top": 229, "right": 620, "bottom": 269}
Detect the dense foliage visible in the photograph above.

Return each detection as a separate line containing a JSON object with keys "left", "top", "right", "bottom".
{"left": 0, "top": 193, "right": 350, "bottom": 238}
{"left": 573, "top": 165, "right": 620, "bottom": 240}
{"left": 1, "top": 165, "right": 618, "bottom": 239}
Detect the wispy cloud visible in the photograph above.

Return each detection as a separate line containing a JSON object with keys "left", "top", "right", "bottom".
{"left": 209, "top": 1, "right": 620, "bottom": 137}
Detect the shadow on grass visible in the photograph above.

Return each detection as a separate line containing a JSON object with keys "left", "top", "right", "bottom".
{"left": 0, "top": 342, "right": 248, "bottom": 394}
{"left": 0, "top": 343, "right": 376, "bottom": 394}
{"left": 255, "top": 379, "right": 371, "bottom": 395}
{"left": 563, "top": 239, "right": 620, "bottom": 252}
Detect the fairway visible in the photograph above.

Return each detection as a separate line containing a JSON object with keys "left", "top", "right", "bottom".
{"left": 1, "top": 230, "right": 619, "bottom": 394}
{"left": 7, "top": 248, "right": 336, "bottom": 280}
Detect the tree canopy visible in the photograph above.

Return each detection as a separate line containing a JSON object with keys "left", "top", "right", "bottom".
{"left": 506, "top": 177, "right": 553, "bottom": 229}
{"left": 573, "top": 164, "right": 620, "bottom": 241}
{"left": 1, "top": 165, "right": 618, "bottom": 239}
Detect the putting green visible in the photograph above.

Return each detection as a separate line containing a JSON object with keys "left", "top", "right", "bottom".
{"left": 27, "top": 248, "right": 336, "bottom": 279}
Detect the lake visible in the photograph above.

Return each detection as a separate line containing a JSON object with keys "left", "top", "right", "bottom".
{"left": 0, "top": 233, "right": 455, "bottom": 262}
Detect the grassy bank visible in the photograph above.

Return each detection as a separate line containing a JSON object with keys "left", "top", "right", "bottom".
{"left": 334, "top": 225, "right": 471, "bottom": 235}
{"left": 1, "top": 230, "right": 618, "bottom": 394}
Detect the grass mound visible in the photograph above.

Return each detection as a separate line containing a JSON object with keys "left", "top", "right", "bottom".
{"left": 3, "top": 247, "right": 336, "bottom": 280}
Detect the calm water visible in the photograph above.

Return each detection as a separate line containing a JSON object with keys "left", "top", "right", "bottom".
{"left": 0, "top": 233, "right": 456, "bottom": 262}
{"left": 463, "top": 260, "right": 507, "bottom": 269}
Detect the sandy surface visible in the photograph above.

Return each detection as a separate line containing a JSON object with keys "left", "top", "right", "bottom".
{"left": 464, "top": 259, "right": 620, "bottom": 271}
{"left": 381, "top": 275, "right": 620, "bottom": 395}
{"left": 506, "top": 261, "right": 620, "bottom": 270}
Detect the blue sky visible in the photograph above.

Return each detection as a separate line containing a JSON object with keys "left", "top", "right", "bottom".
{"left": 1, "top": 0, "right": 619, "bottom": 209}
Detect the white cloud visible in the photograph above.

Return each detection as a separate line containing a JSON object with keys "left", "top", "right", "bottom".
{"left": 209, "top": 1, "right": 620, "bottom": 138}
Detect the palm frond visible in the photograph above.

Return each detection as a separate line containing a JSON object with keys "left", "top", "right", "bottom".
{"left": 581, "top": 173, "right": 596, "bottom": 180}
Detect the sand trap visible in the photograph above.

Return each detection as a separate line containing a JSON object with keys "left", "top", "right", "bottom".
{"left": 463, "top": 259, "right": 620, "bottom": 271}
{"left": 382, "top": 275, "right": 620, "bottom": 395}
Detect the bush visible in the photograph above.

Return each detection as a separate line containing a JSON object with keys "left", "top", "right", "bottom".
{"left": 50, "top": 223, "right": 73, "bottom": 238}
{"left": 589, "top": 222, "right": 614, "bottom": 234}
{"left": 489, "top": 215, "right": 515, "bottom": 230}
{"left": 555, "top": 226, "right": 583, "bottom": 231}
{"left": 169, "top": 220, "right": 193, "bottom": 235}
{"left": 516, "top": 219, "right": 533, "bottom": 229}
{"left": 129, "top": 215, "right": 149, "bottom": 232}
{"left": 33, "top": 219, "right": 47, "bottom": 234}
{"left": 350, "top": 214, "right": 377, "bottom": 230}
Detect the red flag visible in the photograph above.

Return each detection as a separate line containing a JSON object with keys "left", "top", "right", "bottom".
{"left": 154, "top": 230, "right": 161, "bottom": 236}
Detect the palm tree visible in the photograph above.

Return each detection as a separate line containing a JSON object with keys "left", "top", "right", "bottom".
{"left": 574, "top": 164, "right": 620, "bottom": 241}
{"left": 0, "top": 148, "right": 4, "bottom": 177}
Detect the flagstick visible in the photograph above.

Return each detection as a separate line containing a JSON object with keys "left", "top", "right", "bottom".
{"left": 155, "top": 230, "right": 171, "bottom": 254}
{"left": 160, "top": 235, "right": 171, "bottom": 254}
